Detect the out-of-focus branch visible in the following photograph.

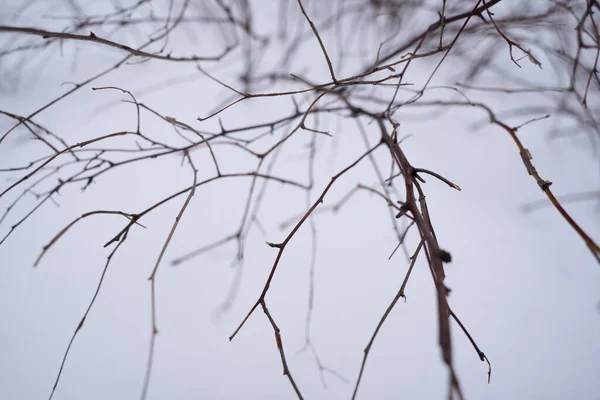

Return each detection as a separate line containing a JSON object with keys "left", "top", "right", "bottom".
{"left": 0, "top": 25, "right": 235, "bottom": 62}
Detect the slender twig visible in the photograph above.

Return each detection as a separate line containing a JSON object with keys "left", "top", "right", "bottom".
{"left": 140, "top": 152, "right": 198, "bottom": 400}
{"left": 0, "top": 25, "right": 234, "bottom": 62}
{"left": 229, "top": 143, "right": 382, "bottom": 343}
{"left": 296, "top": 0, "right": 338, "bottom": 83}
{"left": 48, "top": 236, "right": 128, "bottom": 400}
{"left": 261, "top": 301, "right": 305, "bottom": 399}
{"left": 352, "top": 240, "right": 424, "bottom": 400}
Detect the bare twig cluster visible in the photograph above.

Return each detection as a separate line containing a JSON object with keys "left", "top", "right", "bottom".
{"left": 1, "top": 1, "right": 599, "bottom": 399}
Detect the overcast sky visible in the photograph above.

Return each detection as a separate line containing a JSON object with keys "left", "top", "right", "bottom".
{"left": 1, "top": 1, "right": 600, "bottom": 399}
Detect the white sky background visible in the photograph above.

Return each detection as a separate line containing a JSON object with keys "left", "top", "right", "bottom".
{"left": 1, "top": 1, "right": 600, "bottom": 399}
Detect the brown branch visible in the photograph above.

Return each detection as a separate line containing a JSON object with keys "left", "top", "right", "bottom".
{"left": 395, "top": 100, "right": 600, "bottom": 262}
{"left": 413, "top": 168, "right": 461, "bottom": 191}
{"left": 230, "top": 143, "right": 382, "bottom": 342}
{"left": 141, "top": 152, "right": 198, "bottom": 400}
{"left": 0, "top": 25, "right": 234, "bottom": 62}
{"left": 296, "top": 0, "right": 338, "bottom": 83}
{"left": 379, "top": 119, "right": 462, "bottom": 399}
{"left": 352, "top": 240, "right": 424, "bottom": 399}
{"left": 448, "top": 307, "right": 492, "bottom": 384}
{"left": 34, "top": 210, "right": 138, "bottom": 267}
{"left": 261, "top": 300, "right": 304, "bottom": 400}
{"left": 482, "top": 0, "right": 542, "bottom": 68}
{"left": 0, "top": 131, "right": 132, "bottom": 200}
{"left": 48, "top": 235, "right": 128, "bottom": 400}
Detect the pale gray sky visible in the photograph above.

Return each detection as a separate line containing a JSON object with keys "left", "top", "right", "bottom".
{"left": 1, "top": 1, "right": 599, "bottom": 399}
